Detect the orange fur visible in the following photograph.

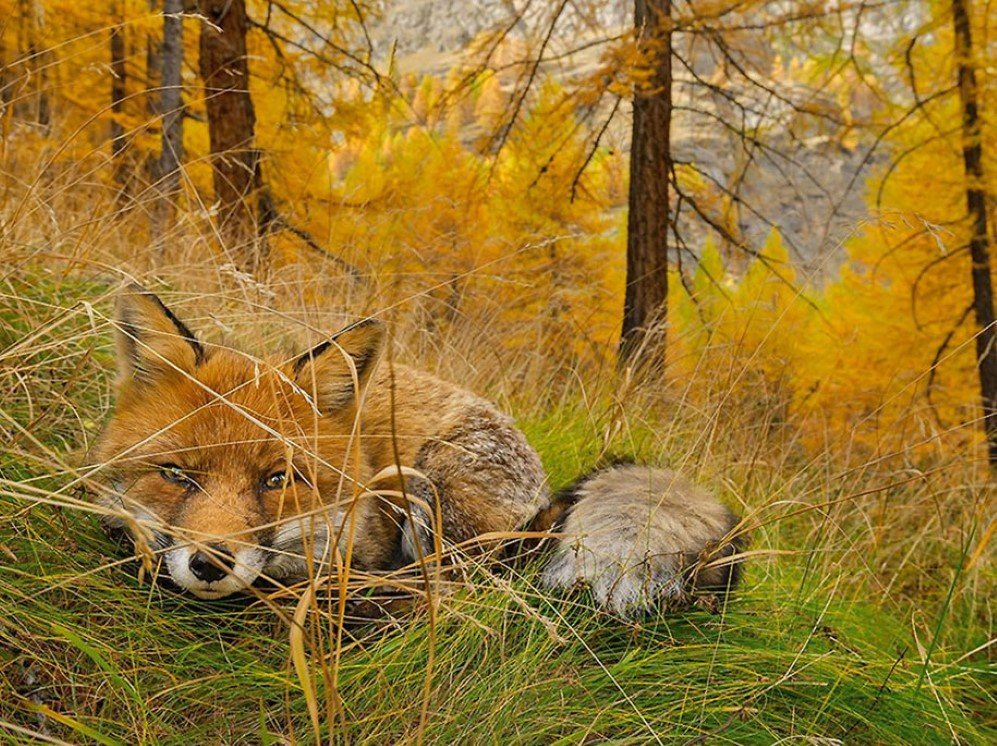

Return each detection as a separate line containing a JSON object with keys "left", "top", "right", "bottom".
{"left": 91, "top": 286, "right": 548, "bottom": 597}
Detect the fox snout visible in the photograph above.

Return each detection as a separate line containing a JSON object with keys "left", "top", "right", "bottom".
{"left": 160, "top": 529, "right": 265, "bottom": 599}
{"left": 161, "top": 518, "right": 337, "bottom": 599}
{"left": 188, "top": 544, "right": 236, "bottom": 583}
{"left": 152, "top": 496, "right": 337, "bottom": 600}
{"left": 150, "top": 489, "right": 262, "bottom": 597}
{"left": 102, "top": 473, "right": 339, "bottom": 600}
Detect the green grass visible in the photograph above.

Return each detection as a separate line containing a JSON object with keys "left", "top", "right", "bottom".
{"left": 0, "top": 500, "right": 989, "bottom": 744}
{"left": 1, "top": 275, "right": 993, "bottom": 744}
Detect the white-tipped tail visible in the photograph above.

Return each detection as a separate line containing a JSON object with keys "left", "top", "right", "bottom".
{"left": 540, "top": 464, "right": 743, "bottom": 616}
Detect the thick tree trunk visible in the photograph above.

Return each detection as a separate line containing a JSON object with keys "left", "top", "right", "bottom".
{"left": 952, "top": 0, "right": 997, "bottom": 466}
{"left": 151, "top": 0, "right": 184, "bottom": 263}
{"left": 159, "top": 0, "right": 183, "bottom": 200}
{"left": 198, "top": 0, "right": 266, "bottom": 275}
{"left": 619, "top": 0, "right": 672, "bottom": 371}
{"left": 110, "top": 3, "right": 127, "bottom": 189}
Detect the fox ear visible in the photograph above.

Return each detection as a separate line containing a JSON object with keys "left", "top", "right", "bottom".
{"left": 114, "top": 284, "right": 203, "bottom": 386}
{"left": 292, "top": 319, "right": 385, "bottom": 412}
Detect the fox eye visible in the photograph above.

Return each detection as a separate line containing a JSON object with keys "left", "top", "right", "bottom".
{"left": 263, "top": 471, "right": 289, "bottom": 490}
{"left": 159, "top": 463, "right": 193, "bottom": 487}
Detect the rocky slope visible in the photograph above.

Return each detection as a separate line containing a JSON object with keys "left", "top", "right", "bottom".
{"left": 368, "top": 0, "right": 884, "bottom": 279}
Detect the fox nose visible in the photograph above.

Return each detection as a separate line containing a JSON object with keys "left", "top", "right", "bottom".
{"left": 188, "top": 545, "right": 235, "bottom": 583}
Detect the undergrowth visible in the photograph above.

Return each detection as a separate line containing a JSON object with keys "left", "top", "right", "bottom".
{"left": 0, "top": 269, "right": 993, "bottom": 744}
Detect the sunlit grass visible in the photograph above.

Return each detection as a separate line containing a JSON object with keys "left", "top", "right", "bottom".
{"left": 1, "top": 268, "right": 993, "bottom": 744}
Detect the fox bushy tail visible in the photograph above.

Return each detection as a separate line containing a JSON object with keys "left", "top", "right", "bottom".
{"left": 534, "top": 463, "right": 745, "bottom": 617}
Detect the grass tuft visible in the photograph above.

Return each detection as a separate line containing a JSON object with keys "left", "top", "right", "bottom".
{"left": 1, "top": 266, "right": 993, "bottom": 744}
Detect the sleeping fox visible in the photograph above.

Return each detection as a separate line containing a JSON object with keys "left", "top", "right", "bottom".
{"left": 89, "top": 285, "right": 743, "bottom": 615}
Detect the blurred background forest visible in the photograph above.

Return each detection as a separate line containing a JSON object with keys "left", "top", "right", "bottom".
{"left": 2, "top": 0, "right": 996, "bottom": 467}
{"left": 0, "top": 1, "right": 994, "bottom": 742}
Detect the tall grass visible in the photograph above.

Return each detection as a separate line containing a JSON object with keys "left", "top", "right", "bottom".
{"left": 1, "top": 253, "right": 992, "bottom": 743}
{"left": 0, "top": 110, "right": 993, "bottom": 743}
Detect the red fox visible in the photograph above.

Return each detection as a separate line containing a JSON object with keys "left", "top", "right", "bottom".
{"left": 90, "top": 285, "right": 743, "bottom": 615}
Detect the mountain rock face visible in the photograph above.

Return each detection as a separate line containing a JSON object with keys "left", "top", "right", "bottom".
{"left": 370, "top": 1, "right": 880, "bottom": 279}
{"left": 374, "top": 1, "right": 628, "bottom": 58}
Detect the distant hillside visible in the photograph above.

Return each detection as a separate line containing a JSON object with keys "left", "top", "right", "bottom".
{"left": 369, "top": 0, "right": 882, "bottom": 279}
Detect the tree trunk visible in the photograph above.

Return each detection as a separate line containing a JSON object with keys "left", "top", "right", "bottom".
{"left": 16, "top": 0, "right": 49, "bottom": 131}
{"left": 619, "top": 0, "right": 672, "bottom": 371}
{"left": 197, "top": 0, "right": 266, "bottom": 275}
{"left": 952, "top": 0, "right": 997, "bottom": 466}
{"left": 0, "top": 32, "right": 10, "bottom": 111}
{"left": 150, "top": 0, "right": 185, "bottom": 263}
{"left": 159, "top": 0, "right": 183, "bottom": 191}
{"left": 0, "top": 34, "right": 10, "bottom": 156}
{"left": 110, "top": 2, "right": 127, "bottom": 189}
{"left": 145, "top": 0, "right": 161, "bottom": 185}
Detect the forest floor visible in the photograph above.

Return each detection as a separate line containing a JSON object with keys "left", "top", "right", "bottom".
{"left": 0, "top": 272, "right": 993, "bottom": 744}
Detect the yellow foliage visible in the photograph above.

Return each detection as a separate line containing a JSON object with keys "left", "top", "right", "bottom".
{"left": 2, "top": 0, "right": 994, "bottom": 468}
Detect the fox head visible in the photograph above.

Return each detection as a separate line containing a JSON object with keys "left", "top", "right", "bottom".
{"left": 90, "top": 285, "right": 386, "bottom": 599}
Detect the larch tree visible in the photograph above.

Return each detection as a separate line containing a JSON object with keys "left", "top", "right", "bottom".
{"left": 620, "top": 0, "right": 672, "bottom": 371}
{"left": 197, "top": 0, "right": 266, "bottom": 276}
{"left": 0, "top": 31, "right": 8, "bottom": 111}
{"left": 144, "top": 0, "right": 160, "bottom": 184}
{"left": 460, "top": 1, "right": 866, "bottom": 373}
{"left": 153, "top": 0, "right": 184, "bottom": 257}
{"left": 16, "top": 0, "right": 49, "bottom": 130}
{"left": 109, "top": 1, "right": 127, "bottom": 190}
{"left": 951, "top": 0, "right": 997, "bottom": 465}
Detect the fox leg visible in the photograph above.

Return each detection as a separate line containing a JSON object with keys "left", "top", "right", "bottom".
{"left": 396, "top": 406, "right": 550, "bottom": 562}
